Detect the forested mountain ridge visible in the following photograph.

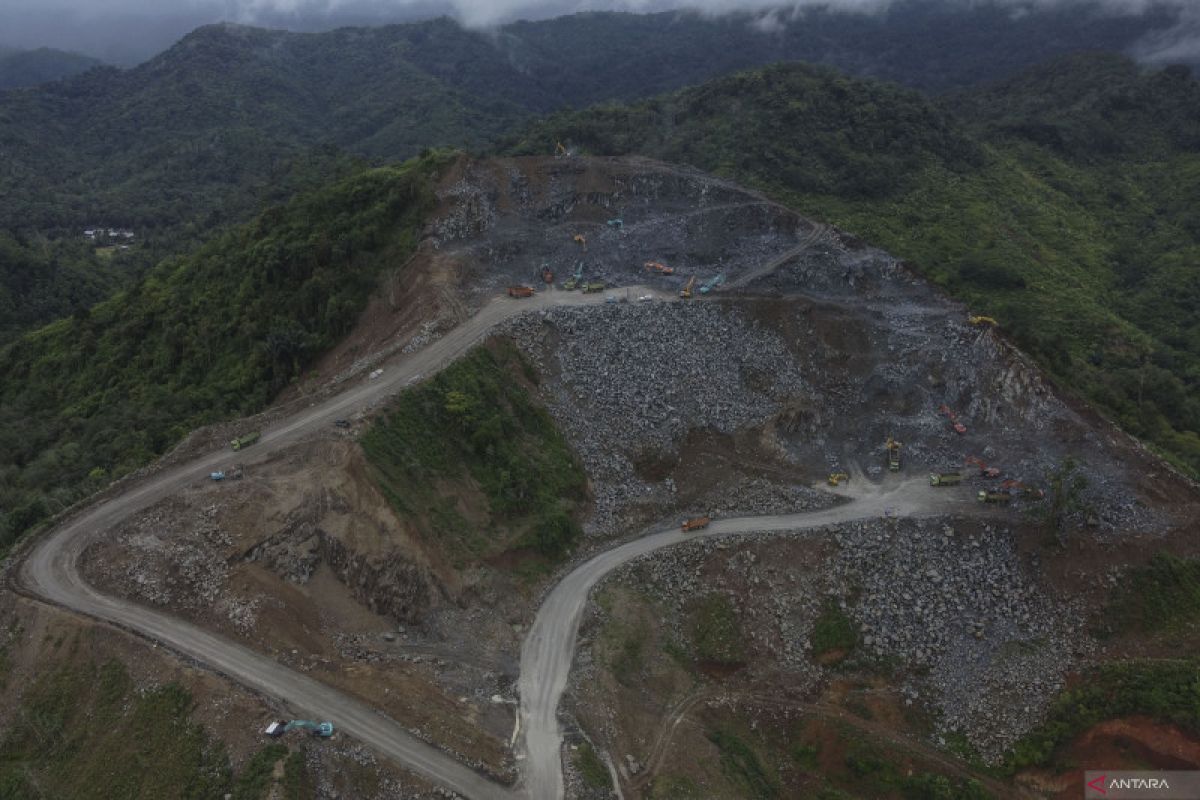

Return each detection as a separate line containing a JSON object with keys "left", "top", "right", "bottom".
{"left": 506, "top": 55, "right": 1200, "bottom": 475}
{"left": 0, "top": 46, "right": 101, "bottom": 89}
{"left": 0, "top": 2, "right": 1187, "bottom": 338}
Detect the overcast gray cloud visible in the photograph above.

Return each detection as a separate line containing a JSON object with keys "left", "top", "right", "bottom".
{"left": 0, "top": 0, "right": 1194, "bottom": 65}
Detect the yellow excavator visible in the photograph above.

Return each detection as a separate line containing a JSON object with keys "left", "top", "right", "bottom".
{"left": 680, "top": 276, "right": 695, "bottom": 299}
{"left": 555, "top": 141, "right": 568, "bottom": 158}
{"left": 969, "top": 315, "right": 998, "bottom": 326}
{"left": 828, "top": 472, "right": 850, "bottom": 487}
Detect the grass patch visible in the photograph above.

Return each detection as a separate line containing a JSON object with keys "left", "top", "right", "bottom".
{"left": 232, "top": 744, "right": 288, "bottom": 800}
{"left": 574, "top": 741, "right": 609, "bottom": 790}
{"left": 689, "top": 593, "right": 745, "bottom": 665}
{"left": 361, "top": 340, "right": 587, "bottom": 567}
{"left": 647, "top": 774, "right": 703, "bottom": 799}
{"left": 708, "top": 728, "right": 778, "bottom": 799}
{"left": 1004, "top": 659, "right": 1200, "bottom": 772}
{"left": 811, "top": 602, "right": 858, "bottom": 662}
{"left": 1105, "top": 552, "right": 1200, "bottom": 634}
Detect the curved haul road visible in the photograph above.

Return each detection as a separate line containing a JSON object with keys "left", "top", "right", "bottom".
{"left": 517, "top": 482, "right": 963, "bottom": 800}
{"left": 18, "top": 288, "right": 651, "bottom": 800}
{"left": 16, "top": 282, "right": 968, "bottom": 800}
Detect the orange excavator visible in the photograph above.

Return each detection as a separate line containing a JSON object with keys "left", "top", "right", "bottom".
{"left": 939, "top": 404, "right": 967, "bottom": 435}
{"left": 540, "top": 264, "right": 554, "bottom": 284}
{"left": 572, "top": 233, "right": 587, "bottom": 253}
{"left": 965, "top": 456, "right": 1000, "bottom": 479}
{"left": 644, "top": 261, "right": 675, "bottom": 275}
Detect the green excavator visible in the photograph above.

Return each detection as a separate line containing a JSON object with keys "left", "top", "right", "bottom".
{"left": 265, "top": 719, "right": 335, "bottom": 738}
{"left": 563, "top": 261, "right": 584, "bottom": 291}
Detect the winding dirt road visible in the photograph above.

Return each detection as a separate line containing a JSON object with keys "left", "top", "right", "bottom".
{"left": 14, "top": 280, "right": 972, "bottom": 799}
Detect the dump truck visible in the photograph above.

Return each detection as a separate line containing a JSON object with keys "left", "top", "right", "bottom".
{"left": 582, "top": 282, "right": 606, "bottom": 293}
{"left": 978, "top": 490, "right": 1013, "bottom": 504}
{"left": 929, "top": 472, "right": 962, "bottom": 486}
{"left": 828, "top": 472, "right": 850, "bottom": 487}
{"left": 507, "top": 285, "right": 534, "bottom": 298}
{"left": 231, "top": 431, "right": 260, "bottom": 451}
{"left": 681, "top": 516, "right": 711, "bottom": 532}
{"left": 265, "top": 720, "right": 335, "bottom": 738}
{"left": 885, "top": 437, "right": 902, "bottom": 472}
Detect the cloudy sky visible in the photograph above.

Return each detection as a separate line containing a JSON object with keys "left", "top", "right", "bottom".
{"left": 0, "top": 0, "right": 1194, "bottom": 65}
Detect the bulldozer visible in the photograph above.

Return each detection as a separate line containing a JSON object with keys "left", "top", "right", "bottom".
{"left": 680, "top": 276, "right": 696, "bottom": 299}
{"left": 828, "top": 472, "right": 850, "bottom": 487}
{"left": 885, "top": 437, "right": 902, "bottom": 472}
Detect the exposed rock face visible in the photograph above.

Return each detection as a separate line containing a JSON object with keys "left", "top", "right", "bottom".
{"left": 319, "top": 532, "right": 442, "bottom": 625}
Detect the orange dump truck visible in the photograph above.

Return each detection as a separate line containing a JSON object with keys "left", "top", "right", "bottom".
{"left": 507, "top": 285, "right": 534, "bottom": 298}
{"left": 681, "top": 516, "right": 711, "bottom": 532}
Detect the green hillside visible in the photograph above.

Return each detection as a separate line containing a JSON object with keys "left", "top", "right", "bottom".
{"left": 506, "top": 56, "right": 1200, "bottom": 474}
{"left": 0, "top": 3, "right": 1184, "bottom": 336}
{"left": 0, "top": 46, "right": 101, "bottom": 89}
{"left": 0, "top": 151, "right": 449, "bottom": 548}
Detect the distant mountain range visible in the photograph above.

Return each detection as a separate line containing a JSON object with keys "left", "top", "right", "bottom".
{"left": 0, "top": 46, "right": 101, "bottom": 90}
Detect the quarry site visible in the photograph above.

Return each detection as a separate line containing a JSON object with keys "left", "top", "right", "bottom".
{"left": 13, "top": 155, "right": 1200, "bottom": 799}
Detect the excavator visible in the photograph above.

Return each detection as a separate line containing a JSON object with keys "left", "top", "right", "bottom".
{"left": 828, "top": 472, "right": 850, "bottom": 487}
{"left": 563, "top": 261, "right": 584, "bottom": 291}
{"left": 680, "top": 276, "right": 695, "bottom": 299}
{"left": 965, "top": 456, "right": 1001, "bottom": 478}
{"left": 969, "top": 315, "right": 999, "bottom": 326}
{"left": 555, "top": 141, "right": 569, "bottom": 158}
{"left": 1000, "top": 479, "right": 1045, "bottom": 499}
{"left": 540, "top": 263, "right": 554, "bottom": 284}
{"left": 885, "top": 437, "right": 902, "bottom": 472}
{"left": 265, "top": 720, "right": 335, "bottom": 738}
{"left": 644, "top": 261, "right": 674, "bottom": 275}
{"left": 607, "top": 218, "right": 624, "bottom": 230}
{"left": 938, "top": 404, "right": 967, "bottom": 435}
{"left": 699, "top": 273, "right": 726, "bottom": 294}
{"left": 573, "top": 233, "right": 587, "bottom": 252}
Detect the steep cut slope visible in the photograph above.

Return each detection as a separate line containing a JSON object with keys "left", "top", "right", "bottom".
{"left": 507, "top": 56, "right": 1200, "bottom": 476}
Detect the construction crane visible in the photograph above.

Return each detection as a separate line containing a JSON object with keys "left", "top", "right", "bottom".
{"left": 265, "top": 720, "right": 335, "bottom": 738}
{"left": 938, "top": 404, "right": 967, "bottom": 435}
{"left": 964, "top": 456, "right": 1001, "bottom": 478}
{"left": 572, "top": 233, "right": 587, "bottom": 252}
{"left": 699, "top": 273, "right": 726, "bottom": 294}
{"left": 563, "top": 261, "right": 584, "bottom": 291}
{"left": 644, "top": 261, "right": 674, "bottom": 275}
{"left": 680, "top": 276, "right": 696, "bottom": 299}
{"left": 885, "top": 437, "right": 902, "bottom": 472}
